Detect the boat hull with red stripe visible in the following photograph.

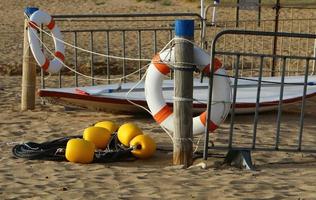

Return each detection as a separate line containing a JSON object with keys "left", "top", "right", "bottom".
{"left": 38, "top": 76, "right": 316, "bottom": 114}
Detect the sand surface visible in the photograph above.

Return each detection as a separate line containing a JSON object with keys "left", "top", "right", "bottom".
{"left": 1, "top": 0, "right": 316, "bottom": 199}
{"left": 1, "top": 77, "right": 316, "bottom": 199}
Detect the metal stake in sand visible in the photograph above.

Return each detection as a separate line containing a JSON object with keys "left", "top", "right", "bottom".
{"left": 173, "top": 20, "right": 194, "bottom": 167}
{"left": 21, "top": 7, "right": 38, "bottom": 111}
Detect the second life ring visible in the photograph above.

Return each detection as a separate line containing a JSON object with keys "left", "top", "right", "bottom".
{"left": 145, "top": 46, "right": 231, "bottom": 135}
{"left": 28, "top": 9, "right": 65, "bottom": 74}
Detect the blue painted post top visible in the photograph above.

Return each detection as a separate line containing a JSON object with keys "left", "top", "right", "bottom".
{"left": 24, "top": 7, "right": 39, "bottom": 17}
{"left": 175, "top": 20, "right": 194, "bottom": 38}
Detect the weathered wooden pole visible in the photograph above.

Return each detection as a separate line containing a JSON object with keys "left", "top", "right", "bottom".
{"left": 173, "top": 20, "right": 194, "bottom": 167}
{"left": 21, "top": 7, "right": 38, "bottom": 111}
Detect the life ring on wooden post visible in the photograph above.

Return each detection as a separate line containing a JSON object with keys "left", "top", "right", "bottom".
{"left": 28, "top": 10, "right": 65, "bottom": 74}
{"left": 145, "top": 47, "right": 231, "bottom": 135}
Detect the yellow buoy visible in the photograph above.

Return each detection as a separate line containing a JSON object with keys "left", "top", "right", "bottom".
{"left": 117, "top": 123, "right": 143, "bottom": 147}
{"left": 65, "top": 138, "right": 95, "bottom": 164}
{"left": 94, "top": 121, "right": 118, "bottom": 134}
{"left": 83, "top": 127, "right": 111, "bottom": 149}
{"left": 130, "top": 134, "right": 156, "bottom": 159}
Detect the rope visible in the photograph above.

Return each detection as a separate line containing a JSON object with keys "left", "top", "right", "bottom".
{"left": 12, "top": 134, "right": 135, "bottom": 163}
{"left": 12, "top": 136, "right": 78, "bottom": 161}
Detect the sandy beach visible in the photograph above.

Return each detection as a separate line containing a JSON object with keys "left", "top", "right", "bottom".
{"left": 1, "top": 76, "right": 316, "bottom": 199}
{"left": 1, "top": 0, "right": 316, "bottom": 199}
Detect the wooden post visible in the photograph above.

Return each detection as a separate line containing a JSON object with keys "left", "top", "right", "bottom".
{"left": 173, "top": 20, "right": 194, "bottom": 167}
{"left": 21, "top": 7, "right": 38, "bottom": 111}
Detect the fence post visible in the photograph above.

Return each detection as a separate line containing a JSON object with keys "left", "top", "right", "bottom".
{"left": 173, "top": 20, "right": 194, "bottom": 167}
{"left": 21, "top": 7, "right": 38, "bottom": 111}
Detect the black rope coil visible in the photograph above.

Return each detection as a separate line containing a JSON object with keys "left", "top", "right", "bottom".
{"left": 12, "top": 134, "right": 135, "bottom": 163}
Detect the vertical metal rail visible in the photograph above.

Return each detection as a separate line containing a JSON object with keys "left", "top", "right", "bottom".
{"left": 199, "top": 15, "right": 205, "bottom": 48}
{"left": 296, "top": 22, "right": 302, "bottom": 75}
{"left": 169, "top": 30, "right": 174, "bottom": 80}
{"left": 279, "top": 21, "right": 284, "bottom": 75}
{"left": 261, "top": 22, "right": 265, "bottom": 55}
{"left": 271, "top": 0, "right": 281, "bottom": 77}
{"left": 236, "top": 0, "right": 240, "bottom": 27}
{"left": 228, "top": 54, "right": 240, "bottom": 148}
{"left": 258, "top": 0, "right": 261, "bottom": 27}
{"left": 305, "top": 20, "right": 311, "bottom": 74}
{"left": 203, "top": 45, "right": 216, "bottom": 160}
{"left": 122, "top": 30, "right": 126, "bottom": 83}
{"left": 40, "top": 24, "right": 45, "bottom": 89}
{"left": 270, "top": 36, "right": 274, "bottom": 74}
{"left": 73, "top": 32, "right": 78, "bottom": 87}
{"left": 241, "top": 22, "right": 246, "bottom": 76}
{"left": 313, "top": 37, "right": 316, "bottom": 75}
{"left": 169, "top": 29, "right": 173, "bottom": 41}
{"left": 153, "top": 30, "right": 157, "bottom": 54}
{"left": 298, "top": 59, "right": 310, "bottom": 151}
{"left": 233, "top": 34, "right": 237, "bottom": 74}
{"left": 106, "top": 31, "right": 110, "bottom": 84}
{"left": 90, "top": 31, "right": 94, "bottom": 86}
{"left": 223, "top": 23, "right": 227, "bottom": 67}
{"left": 251, "top": 23, "right": 255, "bottom": 76}
{"left": 252, "top": 56, "right": 264, "bottom": 149}
{"left": 275, "top": 57, "right": 287, "bottom": 150}
{"left": 289, "top": 10, "right": 293, "bottom": 75}
{"left": 59, "top": 62, "right": 62, "bottom": 88}
{"left": 58, "top": 31, "right": 62, "bottom": 88}
{"left": 138, "top": 30, "right": 142, "bottom": 80}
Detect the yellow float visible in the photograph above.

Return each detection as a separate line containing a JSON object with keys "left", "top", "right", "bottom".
{"left": 130, "top": 134, "right": 156, "bottom": 159}
{"left": 65, "top": 138, "right": 95, "bottom": 164}
{"left": 94, "top": 121, "right": 118, "bottom": 134}
{"left": 117, "top": 123, "right": 143, "bottom": 146}
{"left": 83, "top": 126, "right": 111, "bottom": 149}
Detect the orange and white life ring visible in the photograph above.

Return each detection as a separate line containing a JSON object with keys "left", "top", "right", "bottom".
{"left": 28, "top": 10, "right": 65, "bottom": 74}
{"left": 145, "top": 47, "right": 231, "bottom": 135}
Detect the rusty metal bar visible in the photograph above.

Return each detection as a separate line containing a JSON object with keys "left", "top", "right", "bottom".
{"left": 138, "top": 30, "right": 142, "bottom": 80}
{"left": 73, "top": 31, "right": 78, "bottom": 87}
{"left": 275, "top": 57, "right": 287, "bottom": 150}
{"left": 298, "top": 59, "right": 310, "bottom": 150}
{"left": 90, "top": 31, "right": 94, "bottom": 86}
{"left": 106, "top": 31, "right": 110, "bottom": 84}
{"left": 252, "top": 56, "right": 264, "bottom": 149}
{"left": 228, "top": 54, "right": 240, "bottom": 148}
{"left": 271, "top": 0, "right": 281, "bottom": 77}
{"left": 122, "top": 30, "right": 126, "bottom": 83}
{"left": 40, "top": 24, "right": 45, "bottom": 89}
{"left": 153, "top": 30, "right": 157, "bottom": 54}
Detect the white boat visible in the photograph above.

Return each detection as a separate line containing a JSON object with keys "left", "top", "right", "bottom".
{"left": 38, "top": 76, "right": 316, "bottom": 114}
